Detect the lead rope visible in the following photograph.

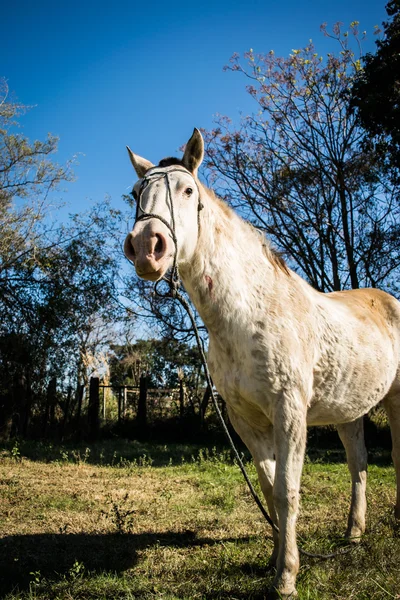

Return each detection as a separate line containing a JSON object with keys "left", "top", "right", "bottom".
{"left": 133, "top": 169, "right": 354, "bottom": 560}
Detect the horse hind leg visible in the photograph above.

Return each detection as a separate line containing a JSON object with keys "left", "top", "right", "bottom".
{"left": 383, "top": 378, "right": 400, "bottom": 520}
{"left": 337, "top": 417, "right": 368, "bottom": 540}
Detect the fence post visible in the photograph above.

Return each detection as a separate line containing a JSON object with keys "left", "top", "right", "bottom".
{"left": 123, "top": 386, "right": 127, "bottom": 418}
{"left": 76, "top": 384, "right": 84, "bottom": 421}
{"left": 61, "top": 386, "right": 72, "bottom": 441}
{"left": 22, "top": 370, "right": 32, "bottom": 438}
{"left": 200, "top": 385, "right": 211, "bottom": 428}
{"left": 179, "top": 379, "right": 185, "bottom": 419}
{"left": 118, "top": 387, "right": 122, "bottom": 423}
{"left": 136, "top": 375, "right": 147, "bottom": 432}
{"left": 88, "top": 377, "right": 100, "bottom": 440}
{"left": 102, "top": 387, "right": 106, "bottom": 419}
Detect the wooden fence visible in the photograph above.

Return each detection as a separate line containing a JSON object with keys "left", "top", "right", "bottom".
{"left": 1, "top": 373, "right": 213, "bottom": 441}
{"left": 86, "top": 375, "right": 187, "bottom": 439}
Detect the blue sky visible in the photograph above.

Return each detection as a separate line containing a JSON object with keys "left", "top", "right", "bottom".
{"left": 3, "top": 0, "right": 385, "bottom": 219}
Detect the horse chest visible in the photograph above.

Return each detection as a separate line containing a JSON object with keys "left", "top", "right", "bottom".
{"left": 207, "top": 332, "right": 285, "bottom": 425}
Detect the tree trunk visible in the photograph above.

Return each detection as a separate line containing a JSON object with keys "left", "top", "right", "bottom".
{"left": 136, "top": 375, "right": 148, "bottom": 432}
{"left": 75, "top": 383, "right": 85, "bottom": 440}
{"left": 42, "top": 377, "right": 56, "bottom": 438}
{"left": 11, "top": 372, "right": 25, "bottom": 437}
{"left": 337, "top": 173, "right": 359, "bottom": 289}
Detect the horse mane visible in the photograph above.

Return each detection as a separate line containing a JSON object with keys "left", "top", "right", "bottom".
{"left": 158, "top": 156, "right": 184, "bottom": 168}
{"left": 267, "top": 247, "right": 290, "bottom": 275}
{"left": 199, "top": 182, "right": 290, "bottom": 276}
{"left": 251, "top": 222, "right": 289, "bottom": 275}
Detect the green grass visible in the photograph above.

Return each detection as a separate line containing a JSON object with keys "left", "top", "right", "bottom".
{"left": 0, "top": 440, "right": 399, "bottom": 599}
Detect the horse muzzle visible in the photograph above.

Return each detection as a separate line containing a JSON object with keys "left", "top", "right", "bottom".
{"left": 124, "top": 223, "right": 172, "bottom": 281}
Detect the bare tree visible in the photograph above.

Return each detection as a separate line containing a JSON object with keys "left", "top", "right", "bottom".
{"left": 203, "top": 23, "right": 400, "bottom": 293}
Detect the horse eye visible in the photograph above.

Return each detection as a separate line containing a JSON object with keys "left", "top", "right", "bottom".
{"left": 132, "top": 189, "right": 138, "bottom": 200}
{"left": 185, "top": 187, "right": 193, "bottom": 196}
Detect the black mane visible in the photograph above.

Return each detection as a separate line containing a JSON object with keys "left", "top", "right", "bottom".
{"left": 157, "top": 156, "right": 184, "bottom": 168}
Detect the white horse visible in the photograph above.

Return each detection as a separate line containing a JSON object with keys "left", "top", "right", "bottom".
{"left": 124, "top": 128, "right": 400, "bottom": 599}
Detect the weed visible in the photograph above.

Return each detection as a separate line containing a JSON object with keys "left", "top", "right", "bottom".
{"left": 103, "top": 492, "right": 136, "bottom": 533}
{"left": 68, "top": 560, "right": 85, "bottom": 580}
{"left": 118, "top": 456, "right": 133, "bottom": 468}
{"left": 59, "top": 449, "right": 69, "bottom": 462}
{"left": 10, "top": 441, "right": 21, "bottom": 462}
{"left": 138, "top": 453, "right": 153, "bottom": 467}
{"left": 83, "top": 447, "right": 91, "bottom": 462}
{"left": 29, "top": 571, "right": 42, "bottom": 587}
{"left": 71, "top": 447, "right": 91, "bottom": 464}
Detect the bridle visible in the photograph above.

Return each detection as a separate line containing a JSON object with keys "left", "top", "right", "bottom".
{"left": 133, "top": 166, "right": 203, "bottom": 297}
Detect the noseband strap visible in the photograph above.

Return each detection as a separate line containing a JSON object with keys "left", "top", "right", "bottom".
{"left": 133, "top": 168, "right": 203, "bottom": 296}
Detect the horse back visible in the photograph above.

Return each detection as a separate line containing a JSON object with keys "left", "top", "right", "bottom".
{"left": 326, "top": 288, "right": 400, "bottom": 343}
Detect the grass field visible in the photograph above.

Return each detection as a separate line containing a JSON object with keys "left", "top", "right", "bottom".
{"left": 0, "top": 439, "right": 399, "bottom": 599}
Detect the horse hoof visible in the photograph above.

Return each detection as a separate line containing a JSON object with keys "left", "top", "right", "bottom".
{"left": 267, "top": 586, "right": 298, "bottom": 599}
{"left": 348, "top": 535, "right": 362, "bottom": 544}
{"left": 345, "top": 528, "right": 363, "bottom": 543}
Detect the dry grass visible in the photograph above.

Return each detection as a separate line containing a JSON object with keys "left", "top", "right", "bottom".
{"left": 0, "top": 440, "right": 399, "bottom": 599}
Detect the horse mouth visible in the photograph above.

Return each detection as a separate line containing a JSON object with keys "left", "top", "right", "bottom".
{"left": 135, "top": 266, "right": 166, "bottom": 281}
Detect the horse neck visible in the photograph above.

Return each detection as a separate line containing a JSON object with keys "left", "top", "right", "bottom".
{"left": 179, "top": 186, "right": 285, "bottom": 333}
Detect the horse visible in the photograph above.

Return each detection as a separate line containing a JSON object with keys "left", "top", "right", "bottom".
{"left": 123, "top": 128, "right": 400, "bottom": 599}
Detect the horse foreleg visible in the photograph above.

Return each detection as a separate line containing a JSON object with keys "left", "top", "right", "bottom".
{"left": 271, "top": 395, "right": 307, "bottom": 599}
{"left": 337, "top": 417, "right": 368, "bottom": 540}
{"left": 227, "top": 406, "right": 279, "bottom": 565}
{"left": 384, "top": 384, "right": 400, "bottom": 520}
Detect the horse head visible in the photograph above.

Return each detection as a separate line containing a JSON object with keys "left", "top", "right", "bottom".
{"left": 124, "top": 129, "right": 204, "bottom": 281}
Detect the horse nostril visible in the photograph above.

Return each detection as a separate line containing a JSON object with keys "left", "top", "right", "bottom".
{"left": 155, "top": 234, "right": 164, "bottom": 255}
{"left": 124, "top": 234, "right": 136, "bottom": 261}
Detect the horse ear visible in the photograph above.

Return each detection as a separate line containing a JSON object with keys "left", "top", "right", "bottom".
{"left": 126, "top": 147, "right": 154, "bottom": 178}
{"left": 182, "top": 128, "right": 204, "bottom": 174}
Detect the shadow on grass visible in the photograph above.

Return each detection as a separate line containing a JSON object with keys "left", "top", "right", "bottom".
{"left": 306, "top": 447, "right": 393, "bottom": 466}
{"left": 0, "top": 530, "right": 254, "bottom": 596}
{"left": 1, "top": 438, "right": 248, "bottom": 467}
{"left": 1, "top": 437, "right": 394, "bottom": 469}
